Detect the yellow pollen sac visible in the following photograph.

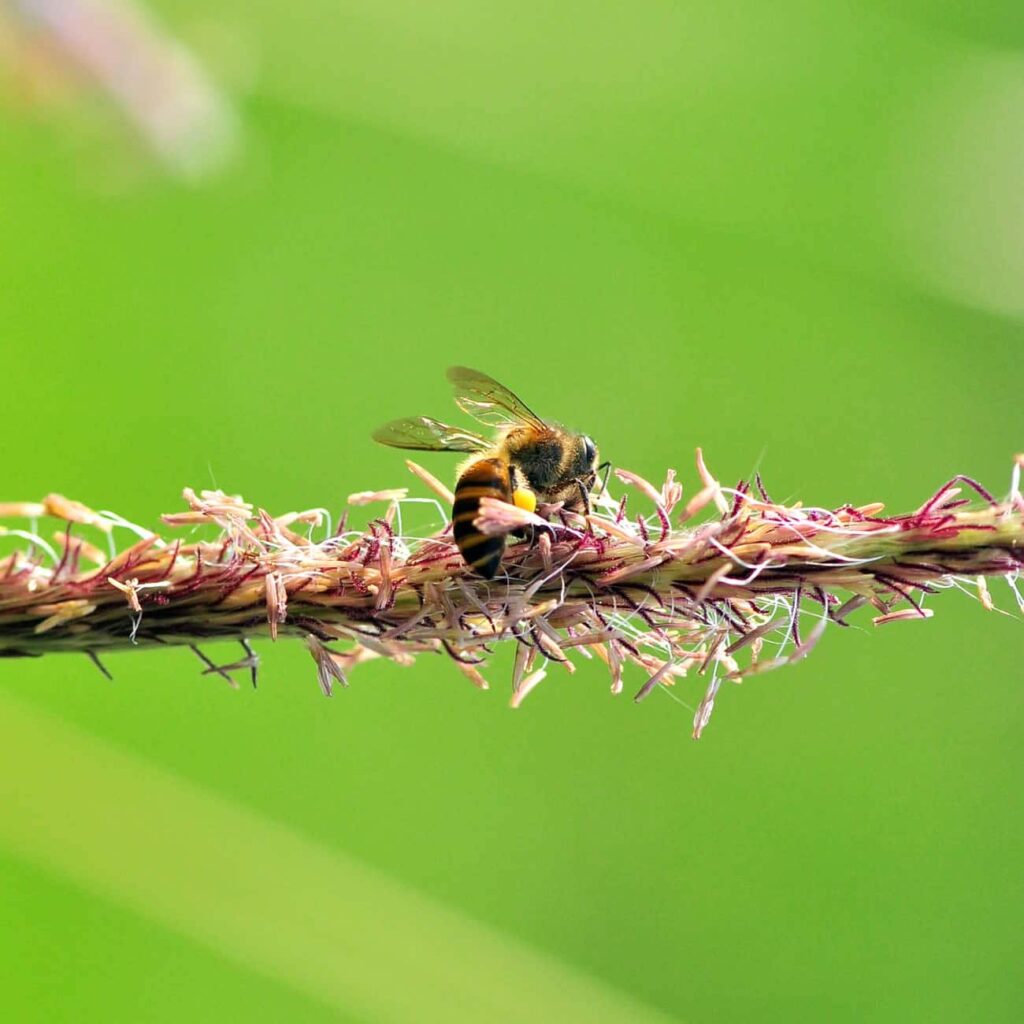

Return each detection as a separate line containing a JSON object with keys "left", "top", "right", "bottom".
{"left": 512, "top": 487, "right": 537, "bottom": 513}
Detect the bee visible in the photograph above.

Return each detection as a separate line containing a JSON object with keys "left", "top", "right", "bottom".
{"left": 373, "top": 366, "right": 601, "bottom": 579}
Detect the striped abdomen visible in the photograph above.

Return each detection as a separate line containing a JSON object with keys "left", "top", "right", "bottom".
{"left": 452, "top": 458, "right": 511, "bottom": 578}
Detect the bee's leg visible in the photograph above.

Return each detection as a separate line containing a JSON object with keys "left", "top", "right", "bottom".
{"left": 507, "top": 465, "right": 531, "bottom": 538}
{"left": 506, "top": 467, "right": 546, "bottom": 552}
{"left": 575, "top": 480, "right": 591, "bottom": 516}
{"left": 569, "top": 462, "right": 610, "bottom": 518}
{"left": 569, "top": 472, "right": 601, "bottom": 516}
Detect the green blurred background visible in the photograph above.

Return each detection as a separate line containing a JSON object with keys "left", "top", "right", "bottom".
{"left": 1, "top": 2, "right": 1022, "bottom": 1021}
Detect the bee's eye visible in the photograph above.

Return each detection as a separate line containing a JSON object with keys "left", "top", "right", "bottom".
{"left": 582, "top": 436, "right": 597, "bottom": 467}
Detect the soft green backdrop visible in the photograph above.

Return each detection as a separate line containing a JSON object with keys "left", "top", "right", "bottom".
{"left": 1, "top": 2, "right": 1022, "bottom": 1021}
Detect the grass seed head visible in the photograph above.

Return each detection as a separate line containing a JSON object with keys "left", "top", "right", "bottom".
{"left": 1, "top": 451, "right": 1022, "bottom": 737}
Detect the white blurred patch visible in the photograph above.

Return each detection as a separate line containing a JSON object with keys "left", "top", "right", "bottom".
{"left": 6, "top": 0, "right": 239, "bottom": 180}
{"left": 890, "top": 48, "right": 1024, "bottom": 319}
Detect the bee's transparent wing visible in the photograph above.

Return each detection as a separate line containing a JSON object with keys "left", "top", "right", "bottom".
{"left": 372, "top": 416, "right": 491, "bottom": 453}
{"left": 446, "top": 366, "right": 548, "bottom": 430}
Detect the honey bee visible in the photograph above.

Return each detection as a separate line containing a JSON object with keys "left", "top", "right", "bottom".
{"left": 373, "top": 366, "right": 601, "bottom": 578}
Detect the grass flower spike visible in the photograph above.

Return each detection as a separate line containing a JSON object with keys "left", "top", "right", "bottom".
{"left": 1, "top": 452, "right": 1022, "bottom": 737}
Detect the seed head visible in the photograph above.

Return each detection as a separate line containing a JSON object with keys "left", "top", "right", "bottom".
{"left": 1, "top": 452, "right": 1021, "bottom": 737}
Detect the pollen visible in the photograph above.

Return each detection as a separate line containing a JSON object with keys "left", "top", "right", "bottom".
{"left": 512, "top": 487, "right": 537, "bottom": 513}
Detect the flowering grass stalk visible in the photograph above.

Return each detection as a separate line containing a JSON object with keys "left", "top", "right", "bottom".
{"left": 1, "top": 452, "right": 1022, "bottom": 737}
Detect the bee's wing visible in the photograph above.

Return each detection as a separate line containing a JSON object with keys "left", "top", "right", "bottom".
{"left": 446, "top": 366, "right": 548, "bottom": 431}
{"left": 372, "top": 416, "right": 492, "bottom": 453}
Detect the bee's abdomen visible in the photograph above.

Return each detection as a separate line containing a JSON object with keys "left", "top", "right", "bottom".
{"left": 452, "top": 458, "right": 511, "bottom": 579}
